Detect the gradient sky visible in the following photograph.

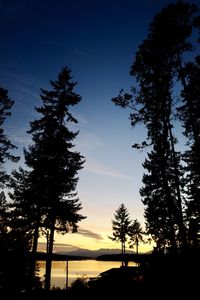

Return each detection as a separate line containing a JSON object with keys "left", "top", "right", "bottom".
{"left": 1, "top": 0, "right": 199, "bottom": 252}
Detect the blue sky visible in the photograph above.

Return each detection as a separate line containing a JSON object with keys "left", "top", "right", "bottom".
{"left": 1, "top": 0, "right": 199, "bottom": 251}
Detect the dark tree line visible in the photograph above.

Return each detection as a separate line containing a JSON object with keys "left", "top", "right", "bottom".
{"left": 0, "top": 67, "right": 85, "bottom": 292}
{"left": 113, "top": 1, "right": 200, "bottom": 250}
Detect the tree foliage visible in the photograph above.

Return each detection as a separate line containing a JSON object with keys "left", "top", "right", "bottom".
{"left": 112, "top": 1, "right": 200, "bottom": 249}
{"left": 0, "top": 86, "right": 19, "bottom": 187}
{"left": 110, "top": 203, "right": 131, "bottom": 265}
{"left": 8, "top": 67, "right": 86, "bottom": 290}
{"left": 128, "top": 219, "right": 144, "bottom": 255}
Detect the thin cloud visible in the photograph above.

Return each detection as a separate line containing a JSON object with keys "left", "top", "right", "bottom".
{"left": 76, "top": 132, "right": 104, "bottom": 150}
{"left": 85, "top": 161, "right": 132, "bottom": 181}
{"left": 75, "top": 113, "right": 88, "bottom": 127}
{"left": 69, "top": 47, "right": 91, "bottom": 60}
{"left": 8, "top": 133, "right": 32, "bottom": 145}
{"left": 38, "top": 242, "right": 78, "bottom": 253}
{"left": 4, "top": 70, "right": 40, "bottom": 103}
{"left": 68, "top": 113, "right": 88, "bottom": 130}
{"left": 77, "top": 228, "right": 103, "bottom": 240}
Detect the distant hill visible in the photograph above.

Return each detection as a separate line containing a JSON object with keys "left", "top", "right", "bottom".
{"left": 35, "top": 252, "right": 88, "bottom": 261}
{"left": 36, "top": 246, "right": 152, "bottom": 261}
{"left": 58, "top": 248, "right": 135, "bottom": 258}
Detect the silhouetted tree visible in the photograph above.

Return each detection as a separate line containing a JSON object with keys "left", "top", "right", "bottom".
{"left": 23, "top": 66, "right": 86, "bottom": 290}
{"left": 109, "top": 204, "right": 131, "bottom": 266}
{"left": 0, "top": 191, "right": 7, "bottom": 232}
{"left": 0, "top": 86, "right": 19, "bottom": 187}
{"left": 0, "top": 87, "right": 34, "bottom": 292}
{"left": 177, "top": 58, "right": 200, "bottom": 247}
{"left": 8, "top": 167, "right": 42, "bottom": 290}
{"left": 112, "top": 1, "right": 200, "bottom": 249}
{"left": 0, "top": 188, "right": 42, "bottom": 292}
{"left": 128, "top": 219, "right": 144, "bottom": 255}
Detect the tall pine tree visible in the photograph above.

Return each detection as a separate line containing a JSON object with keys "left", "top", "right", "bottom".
{"left": 177, "top": 57, "right": 200, "bottom": 246}
{"left": 112, "top": 1, "right": 200, "bottom": 249}
{"left": 19, "top": 67, "right": 85, "bottom": 290}
{"left": 109, "top": 203, "right": 131, "bottom": 266}
{"left": 0, "top": 86, "right": 19, "bottom": 187}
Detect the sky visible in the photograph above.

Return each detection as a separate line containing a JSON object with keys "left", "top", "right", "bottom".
{"left": 1, "top": 0, "right": 199, "bottom": 253}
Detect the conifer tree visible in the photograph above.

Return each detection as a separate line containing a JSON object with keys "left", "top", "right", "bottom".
{"left": 0, "top": 86, "right": 19, "bottom": 187}
{"left": 109, "top": 203, "right": 131, "bottom": 266}
{"left": 0, "top": 194, "right": 41, "bottom": 292}
{"left": 177, "top": 58, "right": 200, "bottom": 247}
{"left": 20, "top": 66, "right": 86, "bottom": 290}
{"left": 8, "top": 167, "right": 41, "bottom": 290}
{"left": 128, "top": 219, "right": 144, "bottom": 255}
{"left": 112, "top": 1, "right": 200, "bottom": 248}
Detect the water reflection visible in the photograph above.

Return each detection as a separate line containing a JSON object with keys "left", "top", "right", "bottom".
{"left": 38, "top": 260, "right": 137, "bottom": 289}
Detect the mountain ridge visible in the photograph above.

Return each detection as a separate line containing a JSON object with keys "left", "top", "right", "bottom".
{"left": 56, "top": 247, "right": 136, "bottom": 258}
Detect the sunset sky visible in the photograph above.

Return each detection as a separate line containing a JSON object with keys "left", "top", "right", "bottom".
{"left": 1, "top": 0, "right": 198, "bottom": 253}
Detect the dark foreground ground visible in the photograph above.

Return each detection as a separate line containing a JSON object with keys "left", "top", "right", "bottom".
{"left": 1, "top": 249, "right": 199, "bottom": 300}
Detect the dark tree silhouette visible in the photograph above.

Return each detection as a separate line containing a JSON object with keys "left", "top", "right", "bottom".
{"left": 0, "top": 172, "right": 42, "bottom": 292}
{"left": 109, "top": 203, "right": 131, "bottom": 266}
{"left": 8, "top": 167, "right": 41, "bottom": 290}
{"left": 0, "top": 87, "right": 31, "bottom": 292}
{"left": 128, "top": 219, "right": 144, "bottom": 255}
{"left": 112, "top": 1, "right": 200, "bottom": 249}
{"left": 0, "top": 86, "right": 19, "bottom": 187}
{"left": 177, "top": 59, "right": 200, "bottom": 247}
{"left": 18, "top": 66, "right": 86, "bottom": 290}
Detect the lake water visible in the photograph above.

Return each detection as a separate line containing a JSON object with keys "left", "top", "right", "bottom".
{"left": 38, "top": 260, "right": 137, "bottom": 289}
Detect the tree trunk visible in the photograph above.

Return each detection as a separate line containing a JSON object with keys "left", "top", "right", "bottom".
{"left": 45, "top": 219, "right": 55, "bottom": 291}
{"left": 158, "top": 138, "right": 177, "bottom": 249}
{"left": 28, "top": 219, "right": 39, "bottom": 291}
{"left": 121, "top": 241, "right": 124, "bottom": 267}
{"left": 168, "top": 123, "right": 187, "bottom": 248}
{"left": 177, "top": 53, "right": 199, "bottom": 148}
{"left": 123, "top": 242, "right": 126, "bottom": 266}
{"left": 136, "top": 237, "right": 139, "bottom": 256}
